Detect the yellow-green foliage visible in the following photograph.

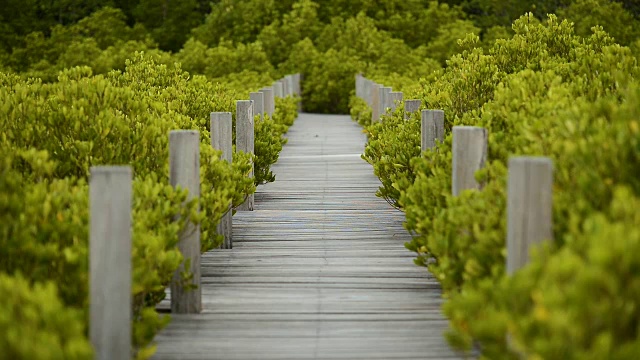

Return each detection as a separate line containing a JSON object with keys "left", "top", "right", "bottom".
{"left": 0, "top": 273, "right": 93, "bottom": 359}
{"left": 357, "top": 14, "right": 640, "bottom": 358}
{"left": 0, "top": 53, "right": 297, "bottom": 358}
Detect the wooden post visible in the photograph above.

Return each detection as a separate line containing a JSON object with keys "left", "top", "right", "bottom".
{"left": 380, "top": 87, "right": 392, "bottom": 118}
{"left": 421, "top": 110, "right": 445, "bottom": 151}
{"left": 371, "top": 84, "right": 381, "bottom": 124}
{"left": 260, "top": 88, "right": 275, "bottom": 117}
{"left": 293, "top": 73, "right": 302, "bottom": 111}
{"left": 211, "top": 112, "right": 233, "bottom": 249}
{"left": 389, "top": 91, "right": 403, "bottom": 112}
{"left": 287, "top": 75, "right": 295, "bottom": 97}
{"left": 282, "top": 78, "right": 289, "bottom": 97}
{"left": 355, "top": 74, "right": 363, "bottom": 99}
{"left": 236, "top": 100, "right": 254, "bottom": 211}
{"left": 90, "top": 166, "right": 132, "bottom": 360}
{"left": 363, "top": 79, "right": 372, "bottom": 107}
{"left": 169, "top": 130, "right": 202, "bottom": 313}
{"left": 404, "top": 99, "right": 421, "bottom": 120}
{"left": 273, "top": 81, "right": 284, "bottom": 98}
{"left": 507, "top": 157, "right": 554, "bottom": 275}
{"left": 452, "top": 126, "right": 487, "bottom": 196}
{"left": 250, "top": 92, "right": 264, "bottom": 119}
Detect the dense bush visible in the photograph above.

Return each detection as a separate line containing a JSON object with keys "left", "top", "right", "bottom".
{"left": 0, "top": 272, "right": 93, "bottom": 359}
{"left": 0, "top": 54, "right": 298, "bottom": 358}
{"left": 357, "top": 14, "right": 640, "bottom": 358}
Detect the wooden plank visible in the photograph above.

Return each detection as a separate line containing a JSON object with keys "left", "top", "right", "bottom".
{"left": 152, "top": 114, "right": 466, "bottom": 359}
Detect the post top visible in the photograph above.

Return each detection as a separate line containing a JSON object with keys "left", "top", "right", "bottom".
{"left": 508, "top": 156, "right": 554, "bottom": 166}
{"left": 90, "top": 166, "right": 132, "bottom": 175}
{"left": 169, "top": 130, "right": 199, "bottom": 134}
{"left": 452, "top": 125, "right": 485, "bottom": 131}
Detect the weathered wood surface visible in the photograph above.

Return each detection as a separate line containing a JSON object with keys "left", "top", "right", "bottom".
{"left": 153, "top": 114, "right": 466, "bottom": 359}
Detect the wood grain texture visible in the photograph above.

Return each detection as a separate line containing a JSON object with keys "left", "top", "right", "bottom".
{"left": 260, "top": 88, "right": 275, "bottom": 117}
{"left": 404, "top": 99, "right": 421, "bottom": 120}
{"left": 153, "top": 114, "right": 467, "bottom": 359}
{"left": 370, "top": 84, "right": 381, "bottom": 124}
{"left": 211, "top": 112, "right": 233, "bottom": 249}
{"left": 389, "top": 91, "right": 403, "bottom": 113}
{"left": 380, "top": 87, "right": 392, "bottom": 119}
{"left": 249, "top": 92, "right": 264, "bottom": 118}
{"left": 89, "top": 166, "right": 132, "bottom": 360}
{"left": 452, "top": 126, "right": 487, "bottom": 196}
{"left": 169, "top": 130, "right": 202, "bottom": 313}
{"left": 507, "top": 157, "right": 554, "bottom": 275}
{"left": 236, "top": 100, "right": 255, "bottom": 211}
{"left": 421, "top": 109, "right": 445, "bottom": 152}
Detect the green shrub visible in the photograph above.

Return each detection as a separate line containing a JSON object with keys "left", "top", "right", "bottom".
{"left": 0, "top": 54, "right": 271, "bottom": 357}
{"left": 356, "top": 13, "right": 640, "bottom": 357}
{"left": 361, "top": 108, "right": 421, "bottom": 209}
{"left": 0, "top": 273, "right": 93, "bottom": 360}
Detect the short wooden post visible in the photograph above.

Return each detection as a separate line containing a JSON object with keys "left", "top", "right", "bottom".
{"left": 389, "top": 91, "right": 403, "bottom": 112}
{"left": 236, "top": 100, "right": 254, "bottom": 211}
{"left": 250, "top": 92, "right": 264, "bottom": 119}
{"left": 404, "top": 99, "right": 421, "bottom": 120}
{"left": 507, "top": 157, "right": 554, "bottom": 275}
{"left": 260, "top": 88, "right": 275, "bottom": 117}
{"left": 273, "top": 81, "right": 284, "bottom": 98}
{"left": 169, "top": 130, "right": 202, "bottom": 313}
{"left": 380, "top": 87, "right": 392, "bottom": 117}
{"left": 421, "top": 110, "right": 445, "bottom": 151}
{"left": 90, "top": 166, "right": 132, "bottom": 360}
{"left": 211, "top": 112, "right": 233, "bottom": 249}
{"left": 452, "top": 126, "right": 487, "bottom": 196}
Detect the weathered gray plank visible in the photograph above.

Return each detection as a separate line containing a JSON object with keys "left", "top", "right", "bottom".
{"left": 153, "top": 114, "right": 466, "bottom": 359}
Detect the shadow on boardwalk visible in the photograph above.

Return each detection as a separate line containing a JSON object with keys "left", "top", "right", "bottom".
{"left": 152, "top": 113, "right": 466, "bottom": 359}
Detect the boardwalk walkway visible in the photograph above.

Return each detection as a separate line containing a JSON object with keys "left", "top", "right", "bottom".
{"left": 152, "top": 114, "right": 464, "bottom": 359}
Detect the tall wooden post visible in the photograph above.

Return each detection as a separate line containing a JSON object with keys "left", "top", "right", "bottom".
{"left": 260, "top": 88, "right": 275, "bottom": 117}
{"left": 421, "top": 110, "right": 445, "bottom": 151}
{"left": 90, "top": 166, "right": 132, "bottom": 360}
{"left": 169, "top": 130, "right": 202, "bottom": 313}
{"left": 452, "top": 126, "right": 487, "bottom": 196}
{"left": 236, "top": 100, "right": 255, "bottom": 211}
{"left": 507, "top": 157, "right": 554, "bottom": 275}
{"left": 404, "top": 100, "right": 421, "bottom": 120}
{"left": 211, "top": 112, "right": 233, "bottom": 249}
{"left": 250, "top": 92, "right": 264, "bottom": 119}
{"left": 371, "top": 84, "right": 381, "bottom": 124}
{"left": 389, "top": 91, "right": 403, "bottom": 112}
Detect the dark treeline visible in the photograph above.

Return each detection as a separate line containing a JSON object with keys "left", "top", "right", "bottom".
{"left": 2, "top": 0, "right": 640, "bottom": 52}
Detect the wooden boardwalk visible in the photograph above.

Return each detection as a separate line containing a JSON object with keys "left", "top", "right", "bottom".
{"left": 152, "top": 114, "right": 465, "bottom": 359}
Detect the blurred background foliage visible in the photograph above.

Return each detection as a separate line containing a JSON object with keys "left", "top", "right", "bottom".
{"left": 2, "top": 0, "right": 640, "bottom": 113}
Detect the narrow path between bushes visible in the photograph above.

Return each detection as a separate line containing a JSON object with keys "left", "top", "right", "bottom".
{"left": 152, "top": 114, "right": 464, "bottom": 359}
